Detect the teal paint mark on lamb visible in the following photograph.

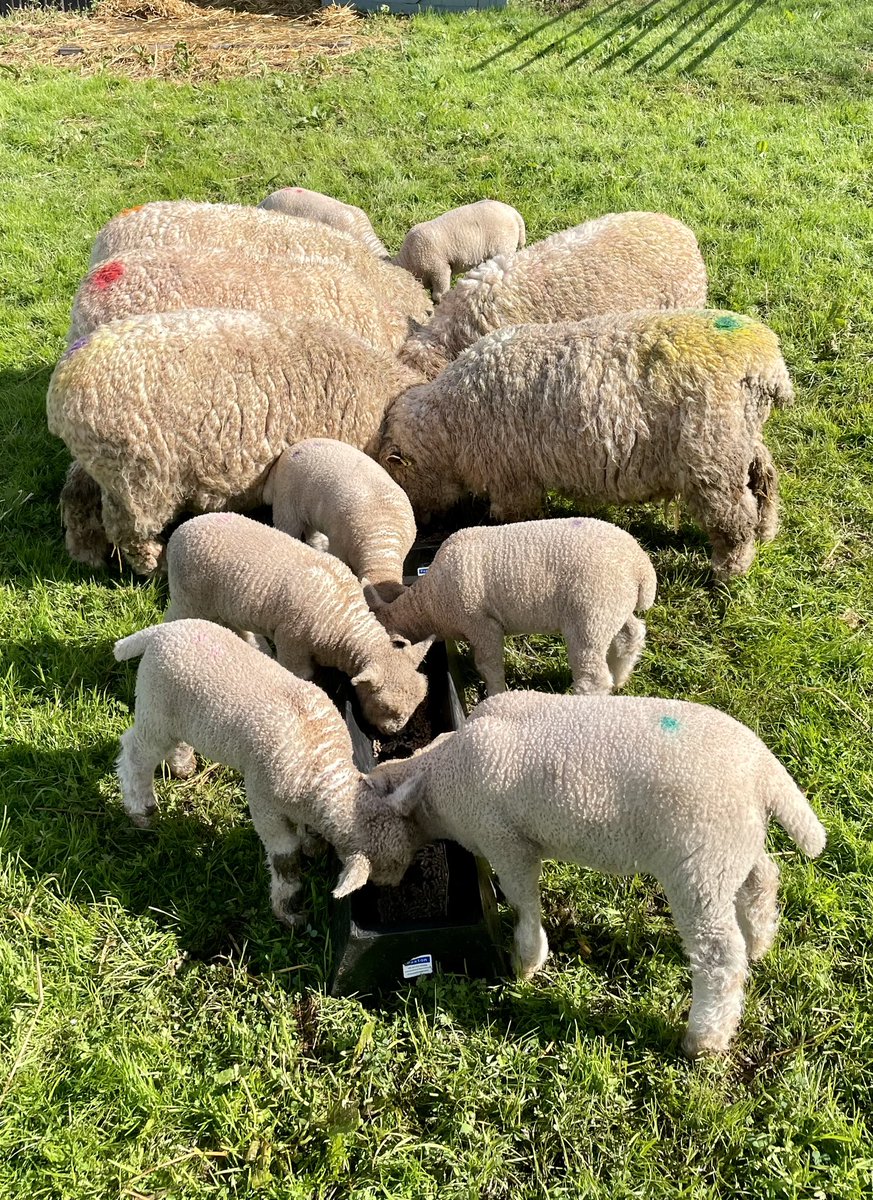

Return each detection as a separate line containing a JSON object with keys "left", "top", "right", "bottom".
{"left": 660, "top": 715, "right": 681, "bottom": 734}
{"left": 713, "top": 314, "right": 745, "bottom": 332}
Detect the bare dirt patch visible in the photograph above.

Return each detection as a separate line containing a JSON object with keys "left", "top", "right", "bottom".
{"left": 0, "top": 0, "right": 393, "bottom": 81}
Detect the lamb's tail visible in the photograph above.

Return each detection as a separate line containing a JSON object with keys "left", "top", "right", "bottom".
{"left": 114, "top": 625, "right": 162, "bottom": 662}
{"left": 762, "top": 756, "right": 826, "bottom": 858}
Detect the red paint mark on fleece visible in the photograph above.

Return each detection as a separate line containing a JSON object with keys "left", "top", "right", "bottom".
{"left": 91, "top": 260, "right": 125, "bottom": 290}
{"left": 119, "top": 205, "right": 144, "bottom": 217}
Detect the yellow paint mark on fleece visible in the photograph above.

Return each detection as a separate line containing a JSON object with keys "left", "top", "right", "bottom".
{"left": 639, "top": 310, "right": 777, "bottom": 380}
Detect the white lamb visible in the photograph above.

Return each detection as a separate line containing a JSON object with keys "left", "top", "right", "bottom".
{"left": 263, "top": 439, "right": 417, "bottom": 605}
{"left": 364, "top": 691, "right": 826, "bottom": 1057}
{"left": 114, "top": 618, "right": 421, "bottom": 925}
{"left": 164, "top": 513, "right": 432, "bottom": 734}
{"left": 394, "top": 200, "right": 526, "bottom": 304}
{"left": 259, "top": 187, "right": 389, "bottom": 258}
{"left": 372, "top": 518, "right": 656, "bottom": 695}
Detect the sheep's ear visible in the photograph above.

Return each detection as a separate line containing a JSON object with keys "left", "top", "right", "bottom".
{"left": 333, "top": 853, "right": 371, "bottom": 898}
{"left": 407, "top": 317, "right": 427, "bottom": 336}
{"left": 384, "top": 775, "right": 423, "bottom": 818}
{"left": 406, "top": 635, "right": 436, "bottom": 666}
{"left": 351, "top": 666, "right": 382, "bottom": 688}
{"left": 383, "top": 445, "right": 412, "bottom": 468}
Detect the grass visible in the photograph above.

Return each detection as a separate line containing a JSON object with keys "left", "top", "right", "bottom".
{"left": 0, "top": 0, "right": 872, "bottom": 1194}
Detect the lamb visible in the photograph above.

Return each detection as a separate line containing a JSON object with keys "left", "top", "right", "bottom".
{"left": 393, "top": 200, "right": 526, "bottom": 305}
{"left": 372, "top": 518, "right": 656, "bottom": 695}
{"left": 365, "top": 690, "right": 826, "bottom": 1057}
{"left": 67, "top": 248, "right": 432, "bottom": 354}
{"left": 259, "top": 186, "right": 389, "bottom": 258}
{"left": 399, "top": 211, "right": 708, "bottom": 378}
{"left": 263, "top": 438, "right": 417, "bottom": 606}
{"left": 88, "top": 201, "right": 391, "bottom": 272}
{"left": 380, "top": 310, "right": 791, "bottom": 581}
{"left": 48, "top": 310, "right": 422, "bottom": 574}
{"left": 114, "top": 618, "right": 423, "bottom": 925}
{"left": 164, "top": 513, "right": 432, "bottom": 734}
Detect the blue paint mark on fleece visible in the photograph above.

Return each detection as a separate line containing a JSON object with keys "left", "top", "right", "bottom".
{"left": 660, "top": 715, "right": 681, "bottom": 734}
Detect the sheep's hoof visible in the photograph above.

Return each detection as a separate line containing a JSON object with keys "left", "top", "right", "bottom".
{"left": 273, "top": 904, "right": 306, "bottom": 930}
{"left": 128, "top": 806, "right": 157, "bottom": 830}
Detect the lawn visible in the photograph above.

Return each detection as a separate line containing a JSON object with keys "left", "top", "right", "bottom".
{"left": 1, "top": 0, "right": 872, "bottom": 1195}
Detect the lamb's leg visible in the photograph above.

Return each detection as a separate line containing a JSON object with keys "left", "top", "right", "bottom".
{"left": 468, "top": 619, "right": 507, "bottom": 694}
{"left": 238, "top": 630, "right": 274, "bottom": 656}
{"left": 304, "top": 529, "right": 330, "bottom": 553}
{"left": 493, "top": 852, "right": 547, "bottom": 979}
{"left": 430, "top": 265, "right": 452, "bottom": 306}
{"left": 248, "top": 796, "right": 306, "bottom": 928}
{"left": 735, "top": 853, "right": 780, "bottom": 961}
{"left": 606, "top": 615, "right": 647, "bottom": 690}
{"left": 166, "top": 742, "right": 196, "bottom": 779}
{"left": 101, "top": 490, "right": 166, "bottom": 576}
{"left": 116, "top": 725, "right": 172, "bottom": 828}
{"left": 564, "top": 632, "right": 613, "bottom": 695}
{"left": 669, "top": 897, "right": 749, "bottom": 1058}
{"left": 273, "top": 632, "right": 315, "bottom": 680}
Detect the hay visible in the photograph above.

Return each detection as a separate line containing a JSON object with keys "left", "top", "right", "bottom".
{"left": 0, "top": 0, "right": 391, "bottom": 81}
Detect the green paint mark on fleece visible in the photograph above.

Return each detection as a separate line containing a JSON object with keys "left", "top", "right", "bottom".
{"left": 713, "top": 314, "right": 746, "bottom": 332}
{"left": 660, "top": 715, "right": 681, "bottom": 734}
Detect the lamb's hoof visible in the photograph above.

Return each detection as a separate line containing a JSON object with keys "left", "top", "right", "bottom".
{"left": 681, "top": 1029, "right": 731, "bottom": 1059}
{"left": 273, "top": 904, "right": 306, "bottom": 930}
{"left": 128, "top": 806, "right": 157, "bottom": 830}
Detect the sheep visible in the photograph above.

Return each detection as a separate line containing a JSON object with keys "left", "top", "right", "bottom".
{"left": 263, "top": 438, "right": 417, "bottom": 606}
{"left": 164, "top": 513, "right": 432, "bottom": 734}
{"left": 371, "top": 518, "right": 656, "bottom": 695}
{"left": 399, "top": 211, "right": 708, "bottom": 378}
{"left": 88, "top": 200, "right": 391, "bottom": 272}
{"left": 114, "top": 618, "right": 423, "bottom": 925}
{"left": 259, "top": 186, "right": 389, "bottom": 258}
{"left": 380, "top": 310, "right": 792, "bottom": 581}
{"left": 67, "top": 248, "right": 432, "bottom": 355}
{"left": 393, "top": 200, "right": 526, "bottom": 304}
{"left": 48, "top": 310, "right": 423, "bottom": 574}
{"left": 365, "top": 690, "right": 826, "bottom": 1057}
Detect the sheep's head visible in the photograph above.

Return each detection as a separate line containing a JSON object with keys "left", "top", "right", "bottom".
{"left": 333, "top": 773, "right": 428, "bottom": 896}
{"left": 351, "top": 636, "right": 434, "bottom": 735}
{"left": 378, "top": 437, "right": 464, "bottom": 524}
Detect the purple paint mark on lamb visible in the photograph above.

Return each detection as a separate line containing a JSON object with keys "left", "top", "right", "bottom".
{"left": 571, "top": 517, "right": 584, "bottom": 526}
{"left": 64, "top": 336, "right": 89, "bottom": 359}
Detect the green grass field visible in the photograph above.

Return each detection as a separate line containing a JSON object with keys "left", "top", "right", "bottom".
{"left": 1, "top": 0, "right": 872, "bottom": 1194}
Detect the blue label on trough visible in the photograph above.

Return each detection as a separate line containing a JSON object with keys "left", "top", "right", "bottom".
{"left": 417, "top": 565, "right": 429, "bottom": 576}
{"left": 402, "top": 954, "right": 434, "bottom": 979}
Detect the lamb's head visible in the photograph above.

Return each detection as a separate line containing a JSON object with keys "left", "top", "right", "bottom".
{"left": 333, "top": 773, "right": 429, "bottom": 896}
{"left": 351, "top": 635, "right": 433, "bottom": 735}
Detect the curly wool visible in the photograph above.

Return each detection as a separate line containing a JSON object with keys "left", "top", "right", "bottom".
{"left": 263, "top": 438, "right": 417, "bottom": 604}
{"left": 399, "top": 211, "right": 709, "bottom": 378}
{"left": 380, "top": 310, "right": 792, "bottom": 580}
{"left": 259, "top": 187, "right": 389, "bottom": 258}
{"left": 368, "top": 690, "right": 826, "bottom": 1056}
{"left": 68, "top": 248, "right": 432, "bottom": 354}
{"left": 374, "top": 517, "right": 656, "bottom": 694}
{"left": 89, "top": 201, "right": 388, "bottom": 271}
{"left": 393, "top": 200, "right": 526, "bottom": 304}
{"left": 48, "top": 309, "right": 423, "bottom": 575}
{"left": 164, "top": 514, "right": 432, "bottom": 734}
{"left": 114, "top": 618, "right": 422, "bottom": 925}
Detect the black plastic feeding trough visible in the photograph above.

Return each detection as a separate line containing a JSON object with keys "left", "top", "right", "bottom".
{"left": 329, "top": 554, "right": 505, "bottom": 996}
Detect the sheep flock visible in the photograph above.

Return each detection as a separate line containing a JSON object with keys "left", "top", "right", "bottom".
{"left": 46, "top": 187, "right": 824, "bottom": 1058}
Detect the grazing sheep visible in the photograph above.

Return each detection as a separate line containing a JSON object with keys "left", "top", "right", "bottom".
{"left": 67, "top": 248, "right": 431, "bottom": 354}
{"left": 89, "top": 201, "right": 388, "bottom": 271}
{"left": 394, "top": 200, "right": 526, "bottom": 304}
{"left": 114, "top": 618, "right": 422, "bottom": 924}
{"left": 400, "top": 211, "right": 708, "bottom": 378}
{"left": 366, "top": 691, "right": 826, "bottom": 1057}
{"left": 380, "top": 310, "right": 791, "bottom": 580}
{"left": 48, "top": 310, "right": 422, "bottom": 574}
{"left": 164, "top": 514, "right": 432, "bottom": 734}
{"left": 259, "top": 187, "right": 389, "bottom": 258}
{"left": 372, "top": 518, "right": 656, "bottom": 695}
{"left": 263, "top": 438, "right": 417, "bottom": 606}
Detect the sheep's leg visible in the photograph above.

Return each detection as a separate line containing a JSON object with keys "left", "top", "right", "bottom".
{"left": 735, "top": 853, "right": 780, "bottom": 961}
{"left": 468, "top": 620, "right": 507, "bottom": 694}
{"left": 606, "top": 615, "right": 647, "bottom": 690}
{"left": 166, "top": 742, "right": 196, "bottom": 779}
{"left": 60, "top": 462, "right": 111, "bottom": 568}
{"left": 100, "top": 490, "right": 166, "bottom": 576}
{"left": 564, "top": 632, "right": 613, "bottom": 695}
{"left": 493, "top": 853, "right": 547, "bottom": 979}
{"left": 748, "top": 443, "right": 780, "bottom": 543}
{"left": 430, "top": 265, "right": 452, "bottom": 306}
{"left": 116, "top": 725, "right": 170, "bottom": 828}
{"left": 273, "top": 632, "right": 315, "bottom": 680}
{"left": 248, "top": 797, "right": 306, "bottom": 928}
{"left": 669, "top": 897, "right": 749, "bottom": 1058}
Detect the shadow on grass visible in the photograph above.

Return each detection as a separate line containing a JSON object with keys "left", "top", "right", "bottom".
{"left": 473, "top": 0, "right": 770, "bottom": 74}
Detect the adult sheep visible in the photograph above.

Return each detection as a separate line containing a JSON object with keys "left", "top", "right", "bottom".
{"left": 67, "top": 248, "right": 431, "bottom": 354}
{"left": 48, "top": 310, "right": 422, "bottom": 574}
{"left": 379, "top": 310, "right": 791, "bottom": 581}
{"left": 399, "top": 211, "right": 708, "bottom": 378}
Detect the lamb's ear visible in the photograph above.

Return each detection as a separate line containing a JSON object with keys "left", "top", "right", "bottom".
{"left": 351, "top": 665, "right": 383, "bottom": 688}
{"left": 384, "top": 775, "right": 424, "bottom": 818}
{"left": 406, "top": 635, "right": 436, "bottom": 666}
{"left": 362, "top": 578, "right": 386, "bottom": 611}
{"left": 332, "top": 852, "right": 371, "bottom": 898}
